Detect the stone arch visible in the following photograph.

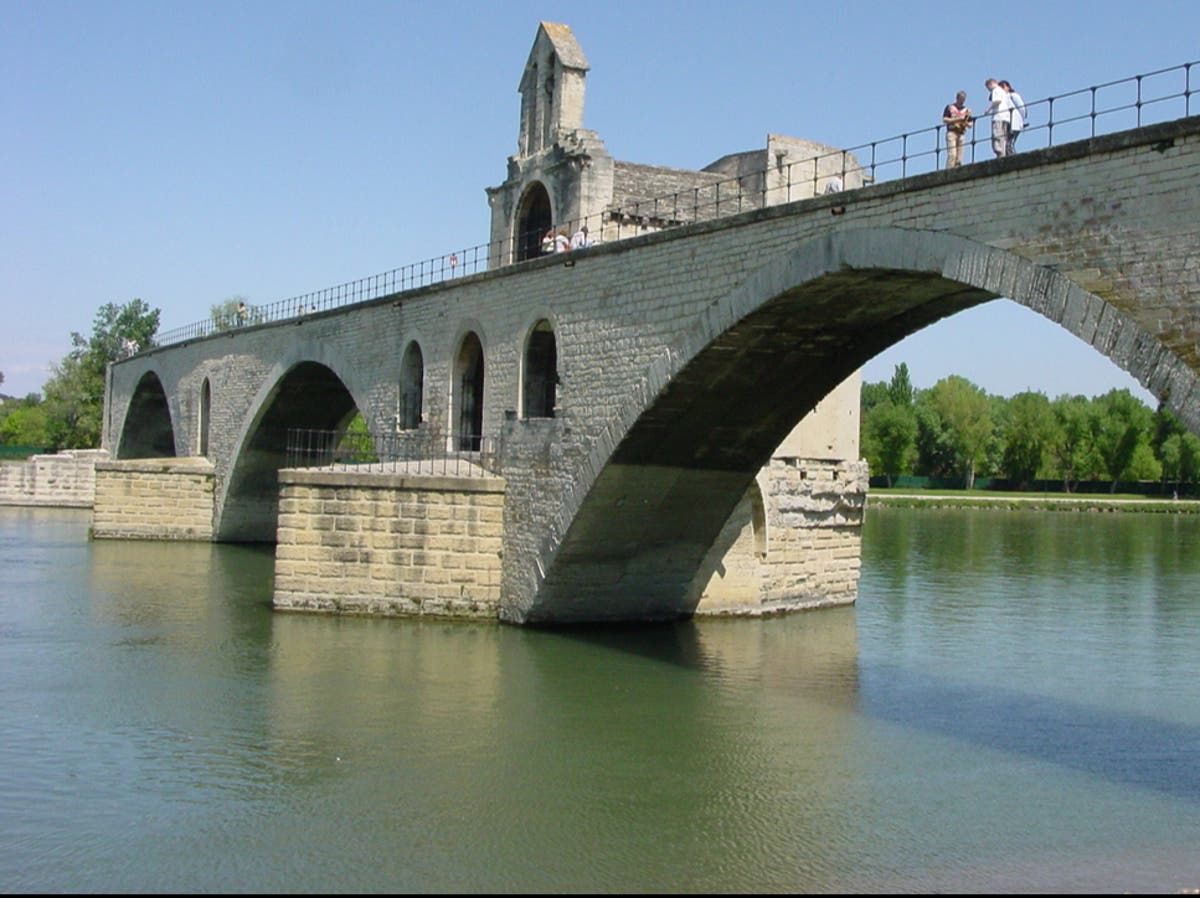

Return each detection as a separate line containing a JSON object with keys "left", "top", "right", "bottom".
{"left": 452, "top": 332, "right": 486, "bottom": 451}
{"left": 116, "top": 370, "right": 177, "bottom": 459}
{"left": 217, "top": 360, "right": 364, "bottom": 543}
{"left": 516, "top": 227, "right": 1200, "bottom": 623}
{"left": 521, "top": 318, "right": 558, "bottom": 419}
{"left": 514, "top": 181, "right": 553, "bottom": 262}
{"left": 197, "top": 378, "right": 212, "bottom": 456}
{"left": 399, "top": 340, "right": 424, "bottom": 430}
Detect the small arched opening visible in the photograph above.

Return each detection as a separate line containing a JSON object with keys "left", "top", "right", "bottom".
{"left": 515, "top": 182, "right": 552, "bottom": 262}
{"left": 117, "top": 371, "right": 177, "bottom": 459}
{"left": 198, "top": 378, "right": 212, "bottom": 456}
{"left": 522, "top": 319, "right": 558, "bottom": 419}
{"left": 399, "top": 341, "right": 424, "bottom": 430}
{"left": 453, "top": 333, "right": 485, "bottom": 451}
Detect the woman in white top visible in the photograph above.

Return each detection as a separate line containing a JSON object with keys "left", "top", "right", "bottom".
{"left": 1001, "top": 81, "right": 1027, "bottom": 154}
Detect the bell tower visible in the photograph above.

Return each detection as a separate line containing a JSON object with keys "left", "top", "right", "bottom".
{"left": 518, "top": 22, "right": 589, "bottom": 156}
{"left": 487, "top": 23, "right": 615, "bottom": 266}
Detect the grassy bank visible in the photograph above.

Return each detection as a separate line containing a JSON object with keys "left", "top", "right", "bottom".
{"left": 867, "top": 488, "right": 1200, "bottom": 513}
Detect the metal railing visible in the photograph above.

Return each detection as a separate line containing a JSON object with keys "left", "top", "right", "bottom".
{"left": 152, "top": 60, "right": 1196, "bottom": 349}
{"left": 285, "top": 427, "right": 502, "bottom": 478}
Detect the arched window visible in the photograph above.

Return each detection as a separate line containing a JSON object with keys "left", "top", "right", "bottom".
{"left": 399, "top": 342, "right": 424, "bottom": 430}
{"left": 523, "top": 320, "right": 558, "bottom": 419}
{"left": 515, "top": 182, "right": 552, "bottom": 263}
{"left": 453, "top": 333, "right": 485, "bottom": 451}
{"left": 198, "top": 378, "right": 211, "bottom": 456}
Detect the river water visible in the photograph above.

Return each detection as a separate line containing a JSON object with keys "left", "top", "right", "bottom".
{"left": 1, "top": 504, "right": 1198, "bottom": 893}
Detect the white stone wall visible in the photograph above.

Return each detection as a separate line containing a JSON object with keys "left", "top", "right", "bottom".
{"left": 0, "top": 450, "right": 108, "bottom": 508}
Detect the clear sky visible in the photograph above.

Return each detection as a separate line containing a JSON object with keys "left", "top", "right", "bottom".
{"left": 3, "top": 0, "right": 1196, "bottom": 403}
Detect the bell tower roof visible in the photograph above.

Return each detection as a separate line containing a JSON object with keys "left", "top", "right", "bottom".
{"left": 516, "top": 22, "right": 590, "bottom": 157}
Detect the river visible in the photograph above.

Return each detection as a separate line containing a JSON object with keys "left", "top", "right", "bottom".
{"left": 1, "top": 505, "right": 1198, "bottom": 893}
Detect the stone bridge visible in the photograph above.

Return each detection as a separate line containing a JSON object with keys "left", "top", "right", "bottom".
{"left": 103, "top": 116, "right": 1200, "bottom": 623}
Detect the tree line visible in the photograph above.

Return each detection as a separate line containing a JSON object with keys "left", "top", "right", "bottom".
{"left": 862, "top": 363, "right": 1200, "bottom": 493}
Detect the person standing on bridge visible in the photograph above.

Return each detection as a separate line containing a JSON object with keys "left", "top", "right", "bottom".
{"left": 942, "top": 90, "right": 973, "bottom": 168}
{"left": 985, "top": 77, "right": 1014, "bottom": 157}
{"left": 570, "top": 223, "right": 592, "bottom": 249}
{"left": 1001, "top": 80, "right": 1027, "bottom": 154}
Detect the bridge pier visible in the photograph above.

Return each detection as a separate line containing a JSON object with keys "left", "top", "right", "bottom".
{"left": 91, "top": 457, "right": 215, "bottom": 541}
{"left": 272, "top": 467, "right": 505, "bottom": 618}
{"left": 696, "top": 457, "right": 868, "bottom": 617}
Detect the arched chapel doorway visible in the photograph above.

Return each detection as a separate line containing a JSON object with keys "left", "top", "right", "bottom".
{"left": 515, "top": 182, "right": 552, "bottom": 262}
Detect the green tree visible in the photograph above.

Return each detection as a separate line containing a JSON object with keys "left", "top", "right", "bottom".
{"left": 1049, "top": 395, "right": 1098, "bottom": 492}
{"left": 927, "top": 375, "right": 994, "bottom": 489}
{"left": 1160, "top": 431, "right": 1200, "bottom": 492}
{"left": 864, "top": 400, "right": 918, "bottom": 486}
{"left": 886, "top": 362, "right": 914, "bottom": 407}
{"left": 1180, "top": 433, "right": 1200, "bottom": 489}
{"left": 1091, "top": 388, "right": 1154, "bottom": 492}
{"left": 999, "top": 391, "right": 1057, "bottom": 486}
{"left": 1125, "top": 441, "right": 1162, "bottom": 483}
{"left": 860, "top": 379, "right": 890, "bottom": 416}
{"left": 912, "top": 395, "right": 955, "bottom": 477}
{"left": 0, "top": 403, "right": 50, "bottom": 447}
{"left": 41, "top": 299, "right": 160, "bottom": 449}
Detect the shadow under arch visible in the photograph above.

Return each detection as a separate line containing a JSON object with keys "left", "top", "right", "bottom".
{"left": 518, "top": 227, "right": 1200, "bottom": 624}
{"left": 117, "top": 370, "right": 177, "bottom": 459}
{"left": 217, "top": 361, "right": 361, "bottom": 543}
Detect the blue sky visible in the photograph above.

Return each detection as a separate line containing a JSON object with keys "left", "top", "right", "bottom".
{"left": 3, "top": 0, "right": 1196, "bottom": 403}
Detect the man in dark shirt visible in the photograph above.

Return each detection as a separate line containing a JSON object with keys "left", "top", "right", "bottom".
{"left": 943, "top": 91, "right": 972, "bottom": 168}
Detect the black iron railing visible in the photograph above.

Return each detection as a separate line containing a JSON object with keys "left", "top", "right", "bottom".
{"left": 285, "top": 427, "right": 502, "bottom": 478}
{"left": 151, "top": 60, "right": 1196, "bottom": 349}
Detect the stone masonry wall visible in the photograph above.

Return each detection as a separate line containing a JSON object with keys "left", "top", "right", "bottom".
{"left": 696, "top": 457, "right": 868, "bottom": 616}
{"left": 274, "top": 469, "right": 505, "bottom": 619}
{"left": 0, "top": 449, "right": 108, "bottom": 508}
{"left": 759, "top": 457, "right": 868, "bottom": 612}
{"left": 92, "top": 457, "right": 215, "bottom": 540}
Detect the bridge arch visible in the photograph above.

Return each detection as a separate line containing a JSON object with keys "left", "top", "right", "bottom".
{"left": 217, "top": 358, "right": 367, "bottom": 542}
{"left": 116, "top": 370, "right": 177, "bottom": 459}
{"left": 518, "top": 227, "right": 1200, "bottom": 622}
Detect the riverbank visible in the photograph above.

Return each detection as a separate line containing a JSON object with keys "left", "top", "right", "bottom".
{"left": 867, "top": 489, "right": 1200, "bottom": 513}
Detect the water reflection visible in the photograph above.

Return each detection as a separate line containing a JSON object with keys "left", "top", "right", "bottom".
{"left": 3, "top": 507, "right": 1200, "bottom": 892}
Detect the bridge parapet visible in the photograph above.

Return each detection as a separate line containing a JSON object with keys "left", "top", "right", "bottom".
{"left": 146, "top": 59, "right": 1197, "bottom": 349}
